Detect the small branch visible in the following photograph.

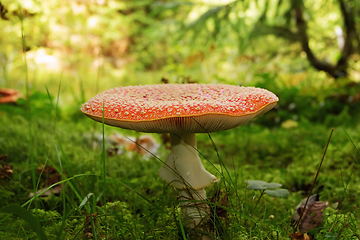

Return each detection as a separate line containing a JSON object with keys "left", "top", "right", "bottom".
{"left": 0, "top": 2, "right": 9, "bottom": 20}
{"left": 254, "top": 190, "right": 265, "bottom": 210}
{"left": 294, "top": 0, "right": 358, "bottom": 79}
{"left": 336, "top": 0, "right": 356, "bottom": 69}
{"left": 294, "top": 6, "right": 343, "bottom": 78}
{"left": 295, "top": 128, "right": 334, "bottom": 231}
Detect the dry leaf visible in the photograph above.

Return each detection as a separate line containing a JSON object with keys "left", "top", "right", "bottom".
{"left": 293, "top": 194, "right": 328, "bottom": 233}
{"left": 293, "top": 194, "right": 319, "bottom": 221}
{"left": 298, "top": 201, "right": 328, "bottom": 233}
{"left": 210, "top": 190, "right": 229, "bottom": 220}
{"left": 29, "top": 184, "right": 63, "bottom": 198}
{"left": 0, "top": 89, "right": 24, "bottom": 104}
{"left": 127, "top": 135, "right": 158, "bottom": 156}
{"left": 0, "top": 155, "right": 13, "bottom": 181}
{"left": 208, "top": 189, "right": 229, "bottom": 237}
{"left": 36, "top": 164, "right": 57, "bottom": 175}
{"left": 106, "top": 146, "right": 119, "bottom": 157}
{"left": 29, "top": 165, "right": 64, "bottom": 197}
{"left": 84, "top": 213, "right": 98, "bottom": 240}
{"left": 109, "top": 133, "right": 160, "bottom": 157}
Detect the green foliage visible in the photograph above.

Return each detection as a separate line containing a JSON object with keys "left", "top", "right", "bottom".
{"left": 246, "top": 180, "right": 282, "bottom": 190}
{"left": 246, "top": 180, "right": 290, "bottom": 198}
{"left": 0, "top": 205, "right": 48, "bottom": 240}
{"left": 265, "top": 189, "right": 290, "bottom": 198}
{"left": 314, "top": 208, "right": 360, "bottom": 239}
{"left": 2, "top": 106, "right": 360, "bottom": 238}
{"left": 0, "top": 189, "right": 15, "bottom": 205}
{"left": 97, "top": 201, "right": 142, "bottom": 239}
{"left": 0, "top": 91, "right": 57, "bottom": 119}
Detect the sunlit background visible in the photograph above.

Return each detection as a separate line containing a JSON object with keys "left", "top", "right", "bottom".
{"left": 1, "top": 0, "right": 359, "bottom": 110}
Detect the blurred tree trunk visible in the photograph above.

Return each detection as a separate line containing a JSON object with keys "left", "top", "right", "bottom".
{"left": 185, "top": 0, "right": 360, "bottom": 79}
{"left": 293, "top": 0, "right": 358, "bottom": 79}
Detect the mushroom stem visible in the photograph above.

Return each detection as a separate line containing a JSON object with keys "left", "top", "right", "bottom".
{"left": 178, "top": 188, "right": 209, "bottom": 227}
{"left": 158, "top": 133, "right": 217, "bottom": 226}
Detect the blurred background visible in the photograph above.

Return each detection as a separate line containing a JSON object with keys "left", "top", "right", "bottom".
{"left": 0, "top": 0, "right": 359, "bottom": 126}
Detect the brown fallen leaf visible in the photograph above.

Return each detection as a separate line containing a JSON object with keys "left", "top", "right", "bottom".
{"left": 0, "top": 155, "right": 13, "bottom": 181}
{"left": 29, "top": 165, "right": 64, "bottom": 197}
{"left": 84, "top": 213, "right": 98, "bottom": 240}
{"left": 109, "top": 133, "right": 160, "bottom": 157}
{"left": 36, "top": 164, "right": 57, "bottom": 175}
{"left": 106, "top": 146, "right": 120, "bottom": 157}
{"left": 298, "top": 201, "right": 328, "bottom": 233}
{"left": 29, "top": 184, "right": 63, "bottom": 198}
{"left": 128, "top": 135, "right": 160, "bottom": 156}
{"left": 210, "top": 189, "right": 229, "bottom": 220}
{"left": 0, "top": 89, "right": 24, "bottom": 104}
{"left": 293, "top": 194, "right": 328, "bottom": 234}
{"left": 0, "top": 155, "right": 7, "bottom": 161}
{"left": 206, "top": 189, "right": 229, "bottom": 238}
{"left": 293, "top": 194, "right": 319, "bottom": 221}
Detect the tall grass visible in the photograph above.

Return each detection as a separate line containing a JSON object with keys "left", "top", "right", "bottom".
{"left": 1, "top": 106, "right": 360, "bottom": 238}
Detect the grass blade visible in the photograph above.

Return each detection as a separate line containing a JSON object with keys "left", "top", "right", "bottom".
{"left": 0, "top": 204, "right": 48, "bottom": 240}
{"left": 177, "top": 209, "right": 187, "bottom": 240}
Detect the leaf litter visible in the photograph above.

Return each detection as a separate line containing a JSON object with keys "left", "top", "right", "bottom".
{"left": 29, "top": 164, "right": 64, "bottom": 197}
{"left": 0, "top": 155, "right": 13, "bottom": 182}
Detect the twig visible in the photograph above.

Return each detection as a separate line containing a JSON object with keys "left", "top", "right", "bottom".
{"left": 284, "top": 227, "right": 294, "bottom": 240}
{"left": 295, "top": 128, "right": 334, "bottom": 230}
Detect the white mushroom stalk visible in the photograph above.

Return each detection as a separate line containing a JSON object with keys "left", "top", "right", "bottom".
{"left": 158, "top": 133, "right": 217, "bottom": 226}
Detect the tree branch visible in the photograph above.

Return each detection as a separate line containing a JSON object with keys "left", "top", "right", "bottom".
{"left": 336, "top": 0, "right": 356, "bottom": 69}
{"left": 294, "top": 0, "right": 358, "bottom": 79}
{"left": 295, "top": 6, "right": 345, "bottom": 78}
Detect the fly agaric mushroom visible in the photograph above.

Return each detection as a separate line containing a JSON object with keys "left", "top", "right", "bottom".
{"left": 81, "top": 84, "right": 278, "bottom": 227}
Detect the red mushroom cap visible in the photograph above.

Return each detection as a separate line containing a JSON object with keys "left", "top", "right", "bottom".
{"left": 81, "top": 84, "right": 278, "bottom": 133}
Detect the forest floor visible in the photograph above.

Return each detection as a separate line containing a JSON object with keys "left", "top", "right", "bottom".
{"left": 1, "top": 87, "right": 359, "bottom": 239}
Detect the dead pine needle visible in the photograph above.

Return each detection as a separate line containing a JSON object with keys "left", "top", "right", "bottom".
{"left": 295, "top": 128, "right": 334, "bottom": 231}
